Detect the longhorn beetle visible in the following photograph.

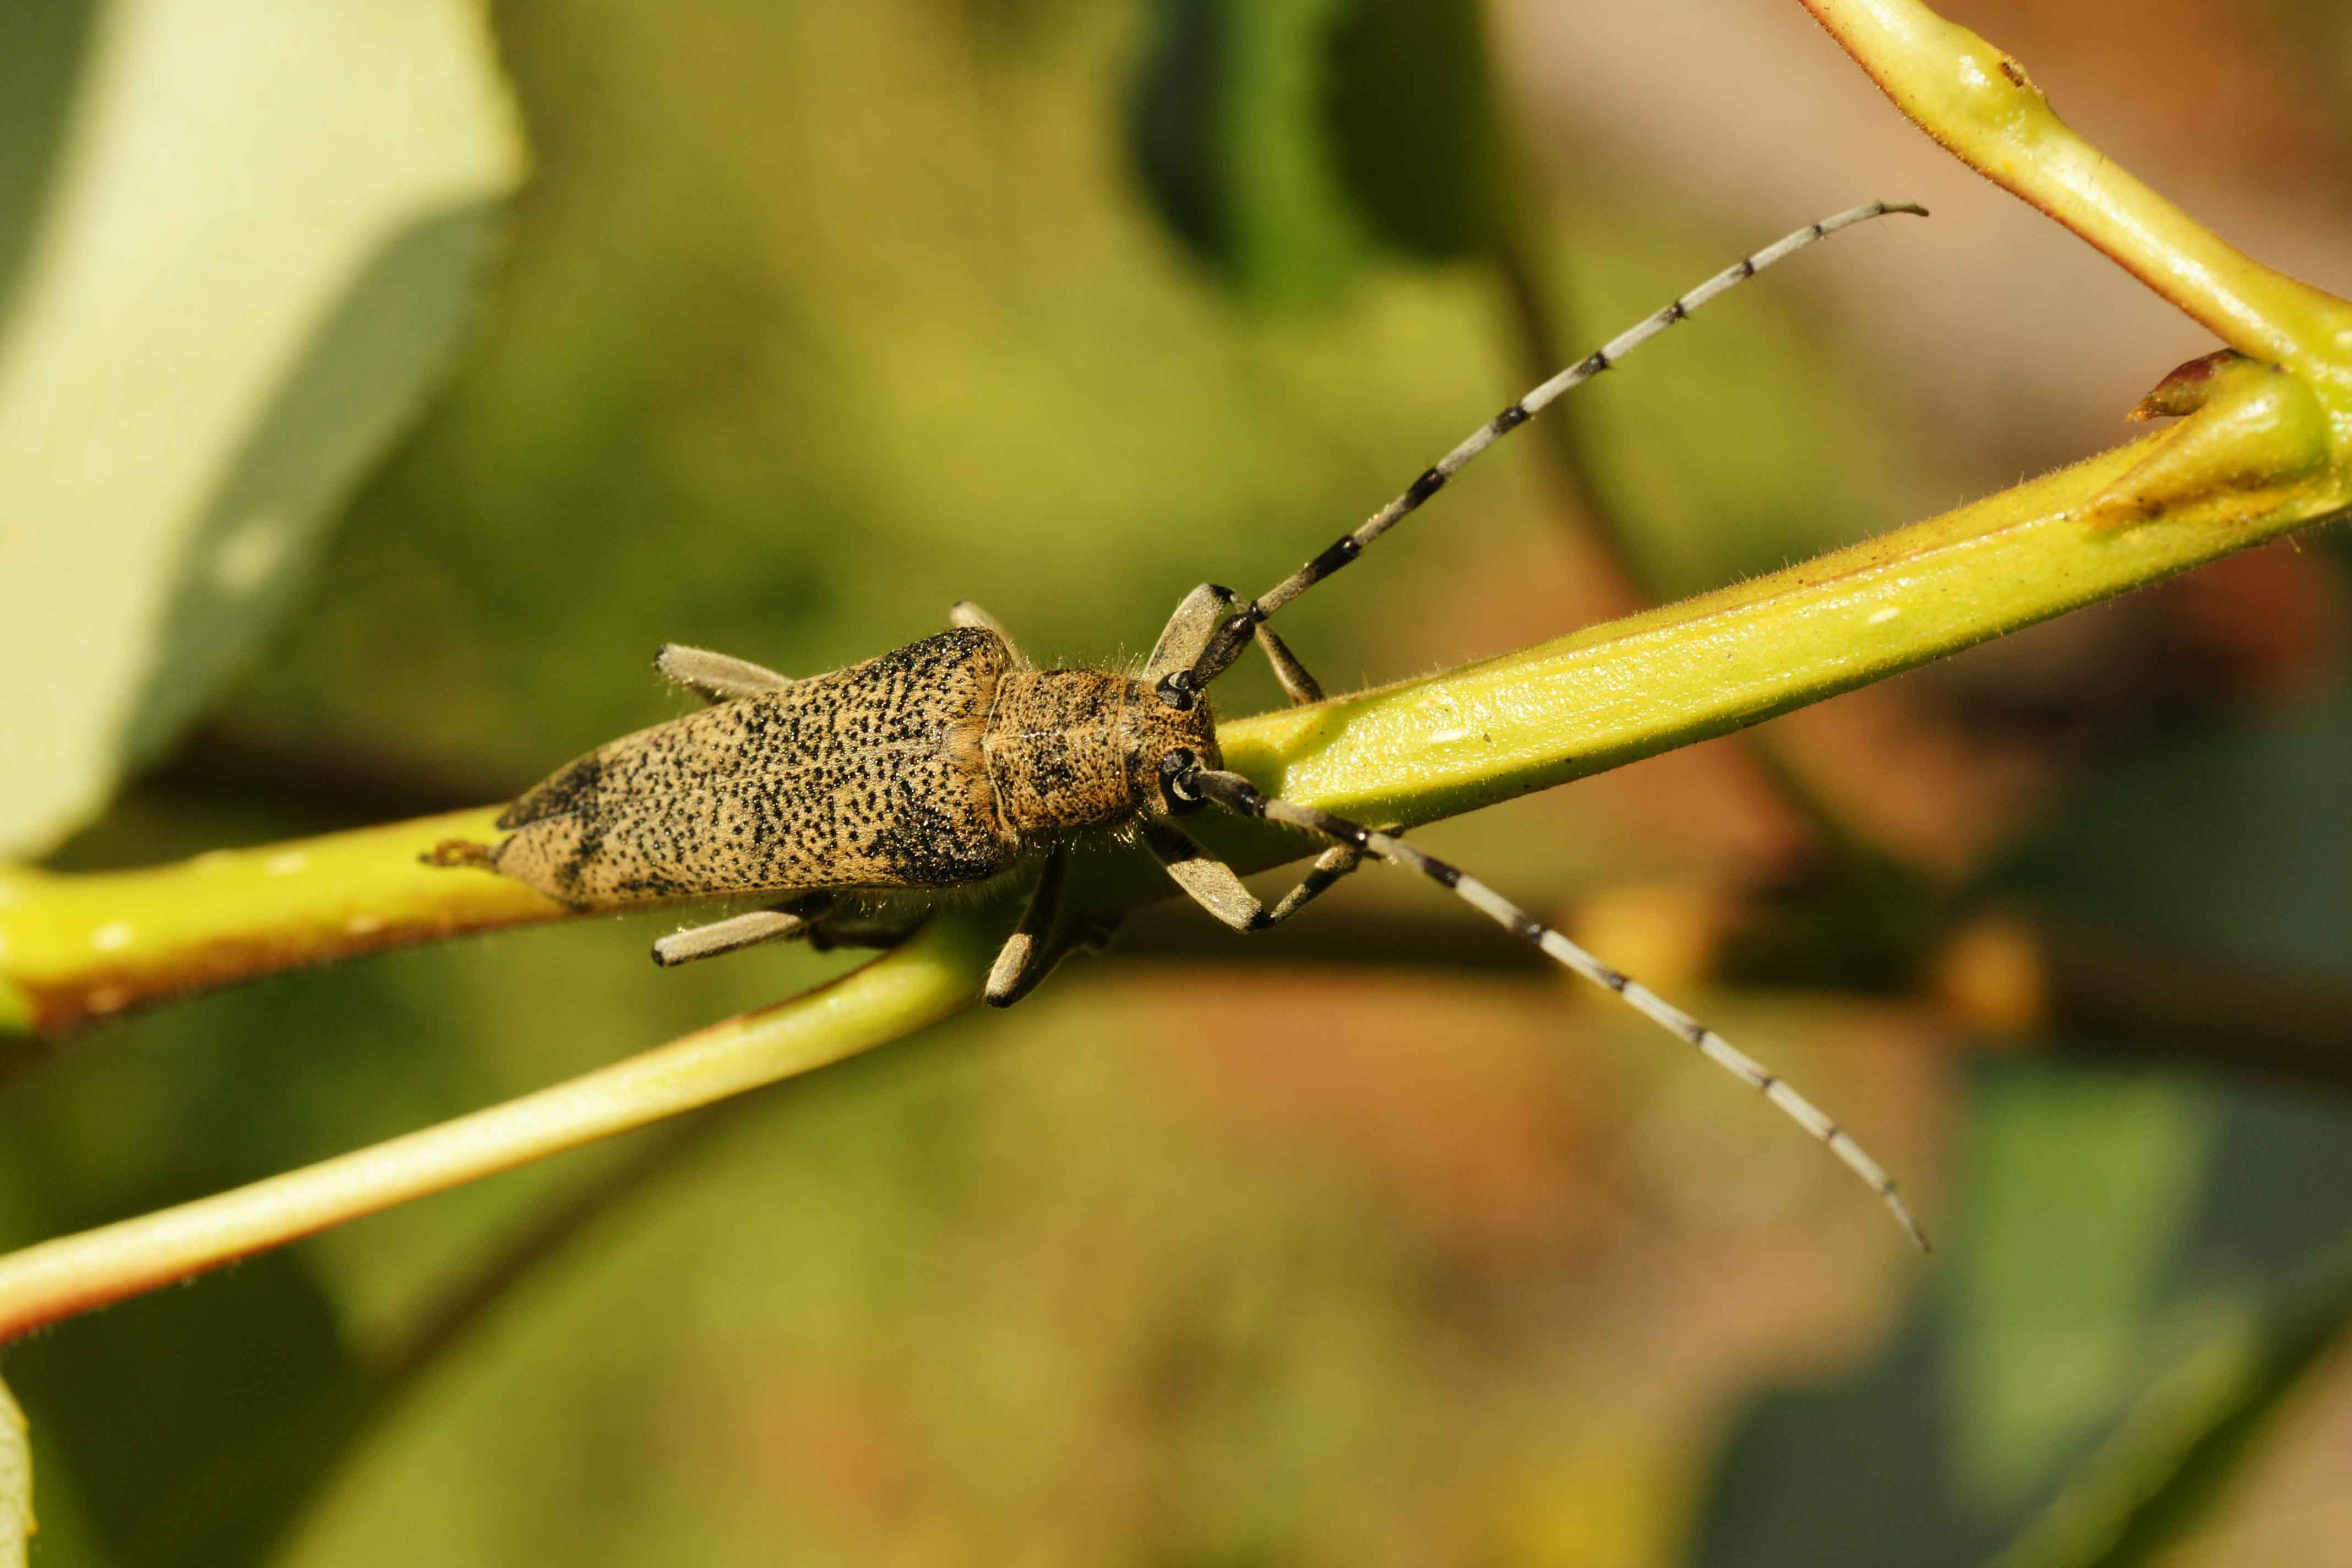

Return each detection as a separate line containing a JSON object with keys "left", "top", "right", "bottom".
{"left": 428, "top": 201, "right": 1932, "bottom": 1249}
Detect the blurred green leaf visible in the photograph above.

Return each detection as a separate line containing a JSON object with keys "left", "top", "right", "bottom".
{"left": 0, "top": 0, "right": 94, "bottom": 311}
{"left": 0, "top": 1371, "right": 26, "bottom": 1568}
{"left": 0, "top": 0, "right": 525, "bottom": 856}
{"left": 1321, "top": 0, "right": 1507, "bottom": 263}
{"left": 1126, "top": 0, "right": 1508, "bottom": 291}
{"left": 1951, "top": 1076, "right": 2209, "bottom": 1509}
{"left": 1999, "top": 674, "right": 2352, "bottom": 975}
{"left": 1126, "top": 0, "right": 1373, "bottom": 302}
{"left": 2, "top": 1248, "right": 367, "bottom": 1568}
{"left": 1695, "top": 671, "right": 2352, "bottom": 1566}
{"left": 1691, "top": 1060, "right": 2212, "bottom": 1568}
{"left": 1694, "top": 1061, "right": 2352, "bottom": 1568}
{"left": 1997, "top": 1248, "right": 2352, "bottom": 1568}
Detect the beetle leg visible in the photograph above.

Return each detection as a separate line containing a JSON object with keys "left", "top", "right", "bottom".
{"left": 949, "top": 601, "right": 1033, "bottom": 670}
{"left": 798, "top": 905, "right": 928, "bottom": 951}
{"left": 1252, "top": 624, "right": 1324, "bottom": 705}
{"left": 653, "top": 644, "right": 793, "bottom": 705}
{"left": 983, "top": 848, "right": 1069, "bottom": 1008}
{"left": 1260, "top": 840, "right": 1364, "bottom": 921}
{"left": 1142, "top": 820, "right": 1266, "bottom": 930}
{"left": 651, "top": 893, "right": 837, "bottom": 967}
{"left": 1064, "top": 908, "right": 1123, "bottom": 956}
{"left": 1142, "top": 820, "right": 1385, "bottom": 929}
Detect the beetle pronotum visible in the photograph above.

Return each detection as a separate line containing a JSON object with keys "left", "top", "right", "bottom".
{"left": 429, "top": 201, "right": 1932, "bottom": 1249}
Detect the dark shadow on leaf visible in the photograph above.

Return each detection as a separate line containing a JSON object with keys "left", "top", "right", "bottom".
{"left": 0, "top": 0, "right": 97, "bottom": 319}
{"left": 118, "top": 198, "right": 509, "bottom": 797}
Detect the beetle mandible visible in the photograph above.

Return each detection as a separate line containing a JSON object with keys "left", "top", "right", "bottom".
{"left": 428, "top": 202, "right": 1931, "bottom": 1249}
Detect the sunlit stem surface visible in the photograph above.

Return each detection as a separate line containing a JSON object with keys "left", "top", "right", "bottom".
{"left": 1796, "top": 0, "right": 2352, "bottom": 410}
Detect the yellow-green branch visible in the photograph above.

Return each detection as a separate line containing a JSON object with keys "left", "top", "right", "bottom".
{"left": 3, "top": 412, "right": 2347, "bottom": 1337}
{"left": 6, "top": 401, "right": 2341, "bottom": 1048}
{"left": 1796, "top": 0, "right": 2352, "bottom": 406}
{"left": 0, "top": 810, "right": 563, "bottom": 1036}
{"left": 7, "top": 0, "right": 2352, "bottom": 1342}
{"left": 0, "top": 916, "right": 990, "bottom": 1340}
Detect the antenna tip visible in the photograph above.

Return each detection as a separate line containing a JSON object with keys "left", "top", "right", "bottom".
{"left": 1890, "top": 200, "right": 1931, "bottom": 218}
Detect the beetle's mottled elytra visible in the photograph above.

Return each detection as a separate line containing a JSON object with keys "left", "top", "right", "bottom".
{"left": 478, "top": 625, "right": 1216, "bottom": 907}
{"left": 428, "top": 202, "right": 1933, "bottom": 1249}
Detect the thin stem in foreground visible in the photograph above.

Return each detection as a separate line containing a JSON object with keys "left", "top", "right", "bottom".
{"left": 0, "top": 916, "right": 992, "bottom": 1340}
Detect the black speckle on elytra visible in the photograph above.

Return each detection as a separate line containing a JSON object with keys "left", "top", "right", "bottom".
{"left": 482, "top": 623, "right": 1211, "bottom": 909}
{"left": 867, "top": 780, "right": 1001, "bottom": 884}
{"left": 499, "top": 752, "right": 602, "bottom": 832}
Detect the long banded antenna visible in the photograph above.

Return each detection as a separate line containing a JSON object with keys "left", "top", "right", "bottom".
{"left": 1174, "top": 199, "right": 1929, "bottom": 694}
{"left": 1180, "top": 765, "right": 1930, "bottom": 1251}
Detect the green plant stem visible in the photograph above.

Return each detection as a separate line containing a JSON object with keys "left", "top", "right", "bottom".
{"left": 12, "top": 0, "right": 2352, "bottom": 1327}
{"left": 0, "top": 809, "right": 564, "bottom": 1036}
{"left": 375, "top": 1098, "right": 760, "bottom": 1386}
{"left": 0, "top": 914, "right": 990, "bottom": 1340}
{"left": 3, "top": 405, "right": 2347, "bottom": 1338}
{"left": 3, "top": 410, "right": 2337, "bottom": 1048}
{"left": 1219, "top": 432, "right": 2342, "bottom": 827}
{"left": 1795, "top": 0, "right": 2352, "bottom": 396}
{"left": 1488, "top": 199, "right": 1923, "bottom": 889}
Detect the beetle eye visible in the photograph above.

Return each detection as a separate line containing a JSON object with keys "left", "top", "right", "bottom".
{"left": 1157, "top": 748, "right": 1203, "bottom": 814}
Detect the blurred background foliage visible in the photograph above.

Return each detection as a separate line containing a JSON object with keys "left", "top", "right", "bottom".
{"left": 3, "top": 0, "right": 2351, "bottom": 1563}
